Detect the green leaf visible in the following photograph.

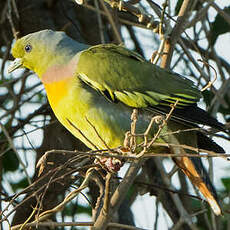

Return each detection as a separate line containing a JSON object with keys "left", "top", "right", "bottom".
{"left": 37, "top": 91, "right": 46, "bottom": 102}
{"left": 175, "top": 0, "right": 201, "bottom": 15}
{"left": 210, "top": 6, "right": 230, "bottom": 46}
{"left": 3, "top": 150, "right": 19, "bottom": 172}
{"left": 202, "top": 90, "right": 214, "bottom": 108}
{"left": 202, "top": 90, "right": 230, "bottom": 121}
{"left": 175, "top": 0, "right": 183, "bottom": 15}
{"left": 11, "top": 177, "right": 29, "bottom": 192}
{"left": 221, "top": 177, "right": 230, "bottom": 192}
{"left": 63, "top": 202, "right": 91, "bottom": 216}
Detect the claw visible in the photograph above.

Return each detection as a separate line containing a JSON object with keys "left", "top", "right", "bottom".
{"left": 95, "top": 156, "right": 124, "bottom": 173}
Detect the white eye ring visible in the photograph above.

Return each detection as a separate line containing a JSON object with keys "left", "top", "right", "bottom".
{"left": 25, "top": 44, "right": 32, "bottom": 53}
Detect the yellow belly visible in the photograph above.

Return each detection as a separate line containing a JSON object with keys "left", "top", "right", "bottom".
{"left": 43, "top": 78, "right": 173, "bottom": 151}
{"left": 44, "top": 78, "right": 130, "bottom": 149}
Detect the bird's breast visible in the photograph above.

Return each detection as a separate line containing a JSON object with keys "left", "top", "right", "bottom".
{"left": 43, "top": 78, "right": 163, "bottom": 150}
{"left": 44, "top": 79, "right": 71, "bottom": 108}
{"left": 43, "top": 78, "right": 127, "bottom": 149}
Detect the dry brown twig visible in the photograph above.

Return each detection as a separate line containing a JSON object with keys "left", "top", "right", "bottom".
{"left": 6, "top": 102, "right": 228, "bottom": 229}
{"left": 11, "top": 167, "right": 97, "bottom": 230}
{"left": 7, "top": 0, "right": 19, "bottom": 39}
{"left": 86, "top": 117, "right": 111, "bottom": 150}
{"left": 67, "top": 118, "right": 99, "bottom": 150}
{"left": 129, "top": 108, "right": 138, "bottom": 152}
{"left": 151, "top": 0, "right": 170, "bottom": 65}
{"left": 99, "top": 0, "right": 123, "bottom": 43}
{"left": 198, "top": 59, "right": 217, "bottom": 92}
{"left": 12, "top": 221, "right": 147, "bottom": 230}
{"left": 102, "top": 172, "right": 112, "bottom": 215}
{"left": 0, "top": 122, "right": 31, "bottom": 184}
{"left": 79, "top": 0, "right": 160, "bottom": 33}
{"left": 5, "top": 1, "right": 229, "bottom": 229}
{"left": 154, "top": 157, "right": 199, "bottom": 230}
{"left": 135, "top": 100, "right": 178, "bottom": 158}
{"left": 35, "top": 147, "right": 230, "bottom": 160}
{"left": 93, "top": 160, "right": 143, "bottom": 230}
{"left": 160, "top": 0, "right": 193, "bottom": 68}
{"left": 1, "top": 155, "right": 90, "bottom": 226}
{"left": 3, "top": 137, "right": 225, "bottom": 228}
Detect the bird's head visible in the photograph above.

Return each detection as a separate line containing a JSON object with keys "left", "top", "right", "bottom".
{"left": 8, "top": 29, "right": 88, "bottom": 77}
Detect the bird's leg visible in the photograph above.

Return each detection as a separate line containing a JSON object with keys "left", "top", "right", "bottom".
{"left": 94, "top": 155, "right": 124, "bottom": 173}
{"left": 85, "top": 117, "right": 124, "bottom": 172}
{"left": 104, "top": 157, "right": 124, "bottom": 172}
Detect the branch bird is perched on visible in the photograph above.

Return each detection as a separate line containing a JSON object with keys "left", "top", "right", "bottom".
{"left": 8, "top": 29, "right": 226, "bottom": 215}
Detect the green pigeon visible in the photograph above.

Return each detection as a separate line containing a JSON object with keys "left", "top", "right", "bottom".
{"left": 8, "top": 29, "right": 225, "bottom": 215}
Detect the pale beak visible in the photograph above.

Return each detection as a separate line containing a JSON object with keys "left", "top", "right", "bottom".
{"left": 8, "top": 58, "right": 23, "bottom": 73}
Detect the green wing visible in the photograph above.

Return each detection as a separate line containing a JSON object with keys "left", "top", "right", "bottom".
{"left": 76, "top": 44, "right": 202, "bottom": 108}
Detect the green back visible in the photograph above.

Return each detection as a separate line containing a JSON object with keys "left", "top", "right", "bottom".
{"left": 76, "top": 44, "right": 201, "bottom": 108}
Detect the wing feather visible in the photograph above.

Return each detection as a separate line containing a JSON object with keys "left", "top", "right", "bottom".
{"left": 76, "top": 44, "right": 202, "bottom": 108}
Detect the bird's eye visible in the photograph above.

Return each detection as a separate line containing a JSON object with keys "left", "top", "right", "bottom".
{"left": 25, "top": 44, "right": 32, "bottom": 53}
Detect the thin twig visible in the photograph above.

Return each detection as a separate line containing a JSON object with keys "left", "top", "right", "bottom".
{"left": 198, "top": 59, "right": 217, "bottom": 92}
{"left": 93, "top": 160, "right": 143, "bottom": 230}
{"left": 86, "top": 117, "right": 111, "bottom": 150}
{"left": 94, "top": 0, "right": 105, "bottom": 43}
{"left": 130, "top": 109, "right": 138, "bottom": 152}
{"left": 12, "top": 221, "right": 94, "bottom": 230}
{"left": 99, "top": 0, "right": 122, "bottom": 43}
{"left": 0, "top": 122, "right": 31, "bottom": 184}
{"left": 146, "top": 100, "right": 179, "bottom": 149}
{"left": 11, "top": 168, "right": 96, "bottom": 229}
{"left": 40, "top": 147, "right": 230, "bottom": 161}
{"left": 66, "top": 118, "right": 98, "bottom": 150}
{"left": 161, "top": 0, "right": 193, "bottom": 68}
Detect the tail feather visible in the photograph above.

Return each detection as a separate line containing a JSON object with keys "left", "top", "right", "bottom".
{"left": 171, "top": 105, "right": 225, "bottom": 131}
{"left": 149, "top": 104, "right": 225, "bottom": 131}
{"left": 197, "top": 132, "right": 225, "bottom": 153}
{"left": 173, "top": 156, "right": 222, "bottom": 215}
{"left": 151, "top": 102, "right": 225, "bottom": 215}
{"left": 167, "top": 124, "right": 223, "bottom": 215}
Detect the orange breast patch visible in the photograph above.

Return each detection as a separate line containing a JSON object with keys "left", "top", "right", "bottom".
{"left": 44, "top": 79, "right": 71, "bottom": 109}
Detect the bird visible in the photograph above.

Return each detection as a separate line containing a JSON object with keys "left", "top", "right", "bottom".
{"left": 8, "top": 29, "right": 226, "bottom": 215}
